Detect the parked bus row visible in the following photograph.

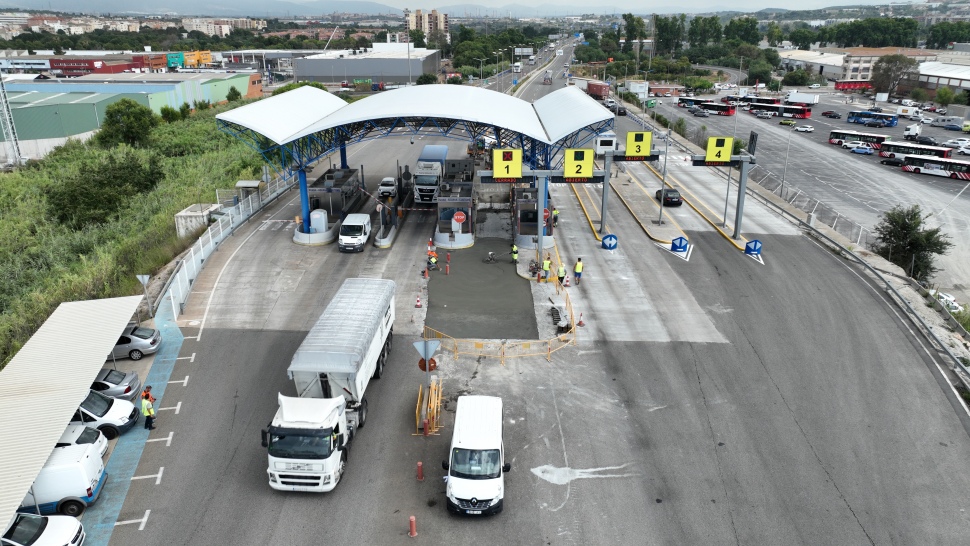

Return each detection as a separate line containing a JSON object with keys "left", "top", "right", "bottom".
{"left": 827, "top": 129, "right": 952, "bottom": 159}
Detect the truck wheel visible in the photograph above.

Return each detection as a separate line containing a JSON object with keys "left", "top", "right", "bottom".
{"left": 358, "top": 398, "right": 368, "bottom": 428}
{"left": 59, "top": 500, "right": 85, "bottom": 517}
{"left": 373, "top": 355, "right": 384, "bottom": 379}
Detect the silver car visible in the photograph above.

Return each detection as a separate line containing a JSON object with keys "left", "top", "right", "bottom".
{"left": 108, "top": 324, "right": 161, "bottom": 361}
{"left": 91, "top": 367, "right": 142, "bottom": 401}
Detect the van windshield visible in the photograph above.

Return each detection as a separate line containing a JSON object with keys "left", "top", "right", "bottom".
{"left": 450, "top": 448, "right": 501, "bottom": 480}
{"left": 268, "top": 429, "right": 334, "bottom": 460}
{"left": 76, "top": 427, "right": 101, "bottom": 445}
{"left": 81, "top": 391, "right": 113, "bottom": 418}
{"left": 339, "top": 224, "right": 363, "bottom": 236}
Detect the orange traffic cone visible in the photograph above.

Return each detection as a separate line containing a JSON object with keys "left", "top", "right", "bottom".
{"left": 564, "top": 275, "right": 571, "bottom": 287}
{"left": 415, "top": 295, "right": 422, "bottom": 308}
{"left": 577, "top": 313, "right": 585, "bottom": 327}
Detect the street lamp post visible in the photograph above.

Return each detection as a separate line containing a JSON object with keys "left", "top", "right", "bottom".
{"left": 781, "top": 124, "right": 795, "bottom": 200}
{"left": 474, "top": 57, "right": 486, "bottom": 86}
{"left": 404, "top": 9, "right": 412, "bottom": 85}
{"left": 657, "top": 129, "right": 672, "bottom": 224}
{"left": 723, "top": 56, "right": 743, "bottom": 228}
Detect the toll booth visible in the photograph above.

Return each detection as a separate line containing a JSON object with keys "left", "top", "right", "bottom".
{"left": 513, "top": 186, "right": 555, "bottom": 250}
{"left": 433, "top": 182, "right": 474, "bottom": 249}
{"left": 307, "top": 168, "right": 363, "bottom": 219}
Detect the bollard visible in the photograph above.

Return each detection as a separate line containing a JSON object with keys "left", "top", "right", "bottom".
{"left": 446, "top": 251, "right": 451, "bottom": 263}
{"left": 424, "top": 267, "right": 429, "bottom": 279}
{"left": 423, "top": 418, "right": 429, "bottom": 437}
{"left": 445, "top": 264, "right": 450, "bottom": 275}
{"left": 417, "top": 461, "right": 424, "bottom": 481}
{"left": 408, "top": 516, "right": 417, "bottom": 538}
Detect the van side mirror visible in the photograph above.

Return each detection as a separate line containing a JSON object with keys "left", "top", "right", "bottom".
{"left": 441, "top": 460, "right": 449, "bottom": 470}
{"left": 260, "top": 430, "right": 268, "bottom": 448}
{"left": 503, "top": 462, "right": 511, "bottom": 472}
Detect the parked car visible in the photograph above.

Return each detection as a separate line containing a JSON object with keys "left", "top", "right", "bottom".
{"left": 944, "top": 123, "right": 963, "bottom": 131}
{"left": 889, "top": 98, "right": 900, "bottom": 104}
{"left": 91, "top": 367, "right": 142, "bottom": 401}
{"left": 108, "top": 323, "right": 161, "bottom": 361}
{"left": 943, "top": 138, "right": 970, "bottom": 148}
{"left": 908, "top": 114, "right": 923, "bottom": 121}
{"left": 820, "top": 111, "right": 836, "bottom": 117}
{"left": 938, "top": 108, "right": 948, "bottom": 115}
{"left": 869, "top": 106, "right": 884, "bottom": 113}
{"left": 865, "top": 120, "right": 886, "bottom": 128}
{"left": 915, "top": 135, "right": 938, "bottom": 146}
{"left": 957, "top": 147, "right": 970, "bottom": 156}
{"left": 687, "top": 106, "right": 701, "bottom": 113}
{"left": 779, "top": 119, "right": 797, "bottom": 126}
{"left": 880, "top": 157, "right": 905, "bottom": 166}
{"left": 2, "top": 513, "right": 85, "bottom": 546}
{"left": 794, "top": 125, "right": 814, "bottom": 132}
{"left": 850, "top": 146, "right": 874, "bottom": 155}
{"left": 924, "top": 105, "right": 937, "bottom": 112}
{"left": 663, "top": 92, "right": 671, "bottom": 97}
{"left": 929, "top": 290, "right": 965, "bottom": 314}
{"left": 377, "top": 177, "right": 397, "bottom": 198}
{"left": 56, "top": 424, "right": 109, "bottom": 458}
{"left": 655, "top": 188, "right": 683, "bottom": 207}
{"left": 70, "top": 390, "right": 138, "bottom": 440}
{"left": 756, "top": 111, "right": 773, "bottom": 119}
{"left": 693, "top": 110, "right": 709, "bottom": 117}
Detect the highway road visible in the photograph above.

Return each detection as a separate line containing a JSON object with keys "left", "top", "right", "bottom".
{"left": 105, "top": 45, "right": 970, "bottom": 545}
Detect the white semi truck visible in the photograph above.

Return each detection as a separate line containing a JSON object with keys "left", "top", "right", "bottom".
{"left": 261, "top": 278, "right": 396, "bottom": 492}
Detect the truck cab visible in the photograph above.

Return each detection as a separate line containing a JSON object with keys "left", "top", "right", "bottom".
{"left": 263, "top": 395, "right": 350, "bottom": 492}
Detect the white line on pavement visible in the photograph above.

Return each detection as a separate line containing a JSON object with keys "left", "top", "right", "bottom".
{"left": 130, "top": 467, "right": 164, "bottom": 485}
{"left": 114, "top": 509, "right": 151, "bottom": 530}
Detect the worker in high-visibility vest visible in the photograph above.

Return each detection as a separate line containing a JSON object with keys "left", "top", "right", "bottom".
{"left": 574, "top": 258, "right": 583, "bottom": 285}
{"left": 542, "top": 257, "right": 552, "bottom": 281}
{"left": 557, "top": 263, "right": 566, "bottom": 285}
{"left": 511, "top": 244, "right": 518, "bottom": 264}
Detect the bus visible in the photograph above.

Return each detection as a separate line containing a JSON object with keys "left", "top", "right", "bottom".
{"left": 512, "top": 62, "right": 523, "bottom": 73}
{"left": 721, "top": 94, "right": 749, "bottom": 105}
{"left": 847, "top": 111, "right": 899, "bottom": 127}
{"left": 902, "top": 155, "right": 970, "bottom": 180}
{"left": 749, "top": 104, "right": 812, "bottom": 118}
{"left": 701, "top": 102, "right": 736, "bottom": 116}
{"left": 748, "top": 96, "right": 782, "bottom": 106}
{"left": 834, "top": 80, "right": 873, "bottom": 92}
{"left": 677, "top": 97, "right": 705, "bottom": 108}
{"left": 827, "top": 130, "right": 890, "bottom": 149}
{"left": 879, "top": 141, "right": 952, "bottom": 160}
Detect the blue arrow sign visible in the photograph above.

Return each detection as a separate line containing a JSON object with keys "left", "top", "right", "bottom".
{"left": 602, "top": 234, "right": 618, "bottom": 250}
{"left": 745, "top": 240, "right": 762, "bottom": 255}
{"left": 513, "top": 79, "right": 518, "bottom": 85}
{"left": 671, "top": 236, "right": 689, "bottom": 253}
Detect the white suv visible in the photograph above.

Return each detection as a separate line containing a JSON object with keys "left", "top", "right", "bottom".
{"left": 377, "top": 177, "right": 397, "bottom": 198}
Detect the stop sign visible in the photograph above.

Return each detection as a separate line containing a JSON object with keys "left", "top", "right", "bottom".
{"left": 543, "top": 208, "right": 551, "bottom": 221}
{"left": 453, "top": 211, "right": 466, "bottom": 223}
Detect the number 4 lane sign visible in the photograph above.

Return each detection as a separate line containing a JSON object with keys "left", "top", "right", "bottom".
{"left": 705, "top": 136, "right": 734, "bottom": 163}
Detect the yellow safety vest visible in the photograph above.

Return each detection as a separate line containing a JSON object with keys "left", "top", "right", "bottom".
{"left": 542, "top": 260, "right": 551, "bottom": 271}
{"left": 574, "top": 261, "right": 583, "bottom": 273}
{"left": 557, "top": 264, "right": 566, "bottom": 277}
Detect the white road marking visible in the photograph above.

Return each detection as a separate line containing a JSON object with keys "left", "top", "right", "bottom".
{"left": 131, "top": 467, "right": 164, "bottom": 485}
{"left": 146, "top": 432, "right": 173, "bottom": 446}
{"left": 531, "top": 463, "right": 639, "bottom": 485}
{"left": 176, "top": 353, "right": 195, "bottom": 363}
{"left": 114, "top": 509, "right": 151, "bottom": 530}
{"left": 159, "top": 401, "right": 181, "bottom": 414}
{"left": 168, "top": 376, "right": 189, "bottom": 387}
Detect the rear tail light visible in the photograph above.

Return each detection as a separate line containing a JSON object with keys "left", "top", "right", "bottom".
{"left": 150, "top": 338, "right": 158, "bottom": 346}
{"left": 123, "top": 386, "right": 131, "bottom": 394}
{"left": 86, "top": 487, "right": 93, "bottom": 497}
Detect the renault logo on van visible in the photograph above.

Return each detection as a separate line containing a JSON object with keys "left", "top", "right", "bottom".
{"left": 470, "top": 497, "right": 478, "bottom": 505}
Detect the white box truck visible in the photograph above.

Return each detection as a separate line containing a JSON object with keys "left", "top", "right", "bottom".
{"left": 262, "top": 278, "right": 395, "bottom": 492}
{"left": 784, "top": 91, "right": 819, "bottom": 106}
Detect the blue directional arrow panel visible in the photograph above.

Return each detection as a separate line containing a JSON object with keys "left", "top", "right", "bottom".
{"left": 671, "top": 236, "right": 689, "bottom": 253}
{"left": 745, "top": 240, "right": 762, "bottom": 256}
{"left": 602, "top": 234, "right": 618, "bottom": 250}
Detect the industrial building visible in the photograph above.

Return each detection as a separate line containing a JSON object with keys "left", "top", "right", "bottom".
{"left": 294, "top": 43, "right": 439, "bottom": 85}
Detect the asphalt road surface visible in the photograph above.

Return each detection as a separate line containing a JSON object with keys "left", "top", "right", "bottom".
{"left": 104, "top": 70, "right": 970, "bottom": 544}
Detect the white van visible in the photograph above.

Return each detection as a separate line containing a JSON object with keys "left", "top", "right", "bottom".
{"left": 20, "top": 443, "right": 107, "bottom": 516}
{"left": 337, "top": 213, "right": 372, "bottom": 252}
{"left": 2, "top": 513, "right": 85, "bottom": 546}
{"left": 56, "top": 424, "right": 108, "bottom": 458}
{"left": 70, "top": 389, "right": 138, "bottom": 440}
{"left": 442, "top": 396, "right": 510, "bottom": 515}
{"left": 930, "top": 116, "right": 962, "bottom": 127}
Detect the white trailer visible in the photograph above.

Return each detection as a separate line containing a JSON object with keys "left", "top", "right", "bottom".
{"left": 785, "top": 91, "right": 820, "bottom": 105}
{"left": 262, "top": 278, "right": 396, "bottom": 492}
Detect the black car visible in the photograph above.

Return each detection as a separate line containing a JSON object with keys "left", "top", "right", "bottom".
{"left": 865, "top": 120, "right": 886, "bottom": 128}
{"left": 880, "top": 157, "right": 905, "bottom": 166}
{"left": 869, "top": 106, "right": 884, "bottom": 113}
{"left": 915, "top": 135, "right": 938, "bottom": 146}
{"left": 655, "top": 188, "right": 683, "bottom": 206}
{"left": 610, "top": 103, "right": 627, "bottom": 116}
{"left": 828, "top": 112, "right": 842, "bottom": 119}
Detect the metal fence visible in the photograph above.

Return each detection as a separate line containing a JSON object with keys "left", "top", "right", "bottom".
{"left": 157, "top": 172, "right": 298, "bottom": 318}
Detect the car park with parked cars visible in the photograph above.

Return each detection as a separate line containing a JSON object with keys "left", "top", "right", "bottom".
{"left": 108, "top": 323, "right": 161, "bottom": 361}
{"left": 655, "top": 188, "right": 683, "bottom": 207}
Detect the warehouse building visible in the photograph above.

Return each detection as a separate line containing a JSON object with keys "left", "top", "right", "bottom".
{"left": 294, "top": 43, "right": 439, "bottom": 85}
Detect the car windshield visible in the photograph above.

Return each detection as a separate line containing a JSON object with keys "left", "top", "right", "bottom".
{"left": 3, "top": 513, "right": 47, "bottom": 544}
{"left": 664, "top": 190, "right": 681, "bottom": 198}
{"left": 103, "top": 369, "right": 126, "bottom": 384}
{"left": 81, "top": 390, "right": 113, "bottom": 418}
{"left": 268, "top": 429, "right": 334, "bottom": 460}
{"left": 76, "top": 427, "right": 101, "bottom": 444}
{"left": 449, "top": 448, "right": 502, "bottom": 480}
{"left": 130, "top": 327, "right": 155, "bottom": 340}
{"left": 339, "top": 224, "right": 363, "bottom": 236}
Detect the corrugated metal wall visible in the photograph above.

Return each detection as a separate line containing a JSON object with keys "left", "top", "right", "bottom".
{"left": 295, "top": 54, "right": 440, "bottom": 84}
{"left": 6, "top": 94, "right": 149, "bottom": 140}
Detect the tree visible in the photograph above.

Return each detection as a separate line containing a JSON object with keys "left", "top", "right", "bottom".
{"left": 788, "top": 28, "right": 816, "bottom": 50}
{"left": 179, "top": 102, "right": 192, "bottom": 118}
{"left": 934, "top": 86, "right": 955, "bottom": 107}
{"left": 910, "top": 87, "right": 928, "bottom": 103}
{"left": 870, "top": 204, "right": 952, "bottom": 281}
{"left": 765, "top": 22, "right": 783, "bottom": 47}
{"left": 782, "top": 69, "right": 810, "bottom": 87}
{"left": 446, "top": 75, "right": 463, "bottom": 84}
{"left": 408, "top": 29, "right": 426, "bottom": 48}
{"left": 94, "top": 98, "right": 159, "bottom": 148}
{"left": 416, "top": 73, "right": 438, "bottom": 85}
{"left": 870, "top": 54, "right": 918, "bottom": 96}
{"left": 723, "top": 17, "right": 761, "bottom": 44}
{"left": 226, "top": 85, "right": 242, "bottom": 102}
{"left": 159, "top": 106, "right": 181, "bottom": 123}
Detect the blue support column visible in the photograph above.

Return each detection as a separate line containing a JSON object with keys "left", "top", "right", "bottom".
{"left": 298, "top": 167, "right": 311, "bottom": 232}
{"left": 339, "top": 143, "right": 349, "bottom": 169}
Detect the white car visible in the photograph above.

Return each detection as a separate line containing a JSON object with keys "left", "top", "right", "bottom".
{"left": 377, "top": 177, "right": 397, "bottom": 198}
{"left": 957, "top": 147, "right": 970, "bottom": 156}
{"left": 929, "top": 290, "right": 965, "bottom": 313}
{"left": 663, "top": 92, "right": 671, "bottom": 97}
{"left": 604, "top": 98, "right": 617, "bottom": 107}
{"left": 841, "top": 140, "right": 870, "bottom": 149}
{"left": 3, "top": 513, "right": 84, "bottom": 546}
{"left": 943, "top": 138, "right": 970, "bottom": 148}
{"left": 794, "top": 125, "right": 814, "bottom": 132}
